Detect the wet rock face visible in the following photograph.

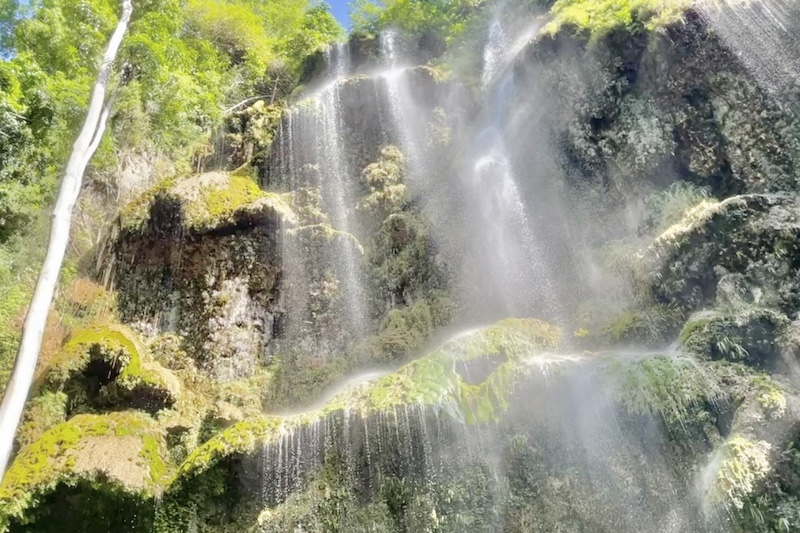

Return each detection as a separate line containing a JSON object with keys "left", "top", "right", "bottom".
{"left": 109, "top": 194, "right": 283, "bottom": 381}
{"left": 515, "top": 11, "right": 800, "bottom": 201}
{"left": 643, "top": 194, "right": 800, "bottom": 316}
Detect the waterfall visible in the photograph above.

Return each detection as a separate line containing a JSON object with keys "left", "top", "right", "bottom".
{"left": 460, "top": 18, "right": 562, "bottom": 322}
{"left": 271, "top": 69, "right": 369, "bottom": 356}
{"left": 377, "top": 31, "right": 425, "bottom": 174}
{"left": 696, "top": 0, "right": 800, "bottom": 94}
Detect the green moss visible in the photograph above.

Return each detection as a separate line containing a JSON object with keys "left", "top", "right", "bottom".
{"left": 173, "top": 417, "right": 282, "bottom": 480}
{"left": 183, "top": 175, "right": 264, "bottom": 229}
{"left": 45, "top": 323, "right": 179, "bottom": 414}
{"left": 603, "top": 354, "right": 720, "bottom": 421}
{"left": 0, "top": 412, "right": 168, "bottom": 531}
{"left": 118, "top": 172, "right": 295, "bottom": 233}
{"left": 117, "top": 177, "right": 177, "bottom": 231}
{"left": 440, "top": 318, "right": 560, "bottom": 362}
{"left": 543, "top": 0, "right": 691, "bottom": 40}
{"left": 46, "top": 323, "right": 145, "bottom": 386}
{"left": 750, "top": 375, "right": 787, "bottom": 420}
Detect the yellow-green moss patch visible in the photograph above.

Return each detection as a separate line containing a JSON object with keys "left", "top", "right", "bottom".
{"left": 118, "top": 172, "right": 295, "bottom": 233}
{"left": 706, "top": 434, "right": 773, "bottom": 509}
{"left": 0, "top": 412, "right": 169, "bottom": 530}
{"left": 543, "top": 0, "right": 692, "bottom": 40}
{"left": 45, "top": 323, "right": 179, "bottom": 414}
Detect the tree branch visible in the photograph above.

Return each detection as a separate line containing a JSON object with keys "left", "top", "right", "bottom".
{"left": 222, "top": 95, "right": 270, "bottom": 114}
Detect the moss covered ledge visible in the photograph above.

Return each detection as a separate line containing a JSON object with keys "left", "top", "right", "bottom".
{"left": 118, "top": 172, "right": 295, "bottom": 234}
{"left": 44, "top": 323, "right": 180, "bottom": 414}
{"left": 0, "top": 412, "right": 169, "bottom": 532}
{"left": 169, "top": 318, "right": 564, "bottom": 484}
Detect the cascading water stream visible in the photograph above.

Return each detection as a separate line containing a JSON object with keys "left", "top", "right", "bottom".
{"left": 376, "top": 31, "right": 425, "bottom": 175}
{"left": 461, "top": 18, "right": 561, "bottom": 321}
{"left": 273, "top": 43, "right": 369, "bottom": 353}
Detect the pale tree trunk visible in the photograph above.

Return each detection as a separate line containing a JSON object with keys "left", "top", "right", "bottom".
{"left": 0, "top": 0, "right": 133, "bottom": 477}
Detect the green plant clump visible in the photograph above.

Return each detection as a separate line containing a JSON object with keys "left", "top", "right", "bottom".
{"left": 544, "top": 0, "right": 692, "bottom": 40}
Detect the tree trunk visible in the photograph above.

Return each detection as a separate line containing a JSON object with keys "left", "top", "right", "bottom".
{"left": 0, "top": 0, "right": 133, "bottom": 477}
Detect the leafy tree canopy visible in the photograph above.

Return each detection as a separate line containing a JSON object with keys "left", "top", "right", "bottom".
{"left": 0, "top": 0, "right": 342, "bottom": 243}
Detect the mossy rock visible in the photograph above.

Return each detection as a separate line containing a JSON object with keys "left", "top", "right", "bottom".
{"left": 118, "top": 172, "right": 295, "bottom": 234}
{"left": 0, "top": 412, "right": 169, "bottom": 532}
{"left": 702, "top": 433, "right": 774, "bottom": 511}
{"left": 156, "top": 317, "right": 797, "bottom": 532}
{"left": 357, "top": 292, "right": 454, "bottom": 363}
{"left": 642, "top": 194, "right": 800, "bottom": 314}
{"left": 155, "top": 318, "right": 562, "bottom": 529}
{"left": 358, "top": 144, "right": 407, "bottom": 218}
{"left": 679, "top": 308, "right": 790, "bottom": 368}
{"left": 45, "top": 324, "right": 180, "bottom": 414}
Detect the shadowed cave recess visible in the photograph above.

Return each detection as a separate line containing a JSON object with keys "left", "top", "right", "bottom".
{"left": 4, "top": 0, "right": 800, "bottom": 532}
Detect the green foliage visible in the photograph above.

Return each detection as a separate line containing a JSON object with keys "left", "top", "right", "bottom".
{"left": 16, "top": 391, "right": 68, "bottom": 450}
{"left": 0, "top": 215, "right": 49, "bottom": 394}
{"left": 279, "top": 4, "right": 344, "bottom": 73}
{"left": 0, "top": 0, "right": 341, "bottom": 248}
{"left": 734, "top": 437, "right": 800, "bottom": 533}
{"left": 645, "top": 181, "right": 712, "bottom": 233}
{"left": 543, "top": 0, "right": 690, "bottom": 39}
{"left": 0, "top": 0, "right": 16, "bottom": 50}
{"left": 352, "top": 0, "right": 482, "bottom": 43}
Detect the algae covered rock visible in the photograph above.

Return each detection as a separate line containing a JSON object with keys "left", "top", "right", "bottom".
{"left": 148, "top": 316, "right": 799, "bottom": 533}
{"left": 0, "top": 412, "right": 169, "bottom": 532}
{"left": 44, "top": 324, "right": 179, "bottom": 414}
{"left": 105, "top": 173, "right": 294, "bottom": 380}
{"left": 154, "top": 319, "right": 563, "bottom": 529}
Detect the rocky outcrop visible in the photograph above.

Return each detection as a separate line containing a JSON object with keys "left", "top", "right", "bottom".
{"left": 103, "top": 172, "right": 294, "bottom": 380}
{"left": 0, "top": 412, "right": 167, "bottom": 532}
{"left": 510, "top": 8, "right": 800, "bottom": 246}
{"left": 148, "top": 320, "right": 795, "bottom": 532}
{"left": 44, "top": 324, "right": 180, "bottom": 415}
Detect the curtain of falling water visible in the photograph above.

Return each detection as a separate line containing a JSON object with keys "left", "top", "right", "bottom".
{"left": 271, "top": 43, "right": 369, "bottom": 356}
{"left": 696, "top": 0, "right": 800, "bottom": 95}
{"left": 459, "top": 18, "right": 563, "bottom": 323}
